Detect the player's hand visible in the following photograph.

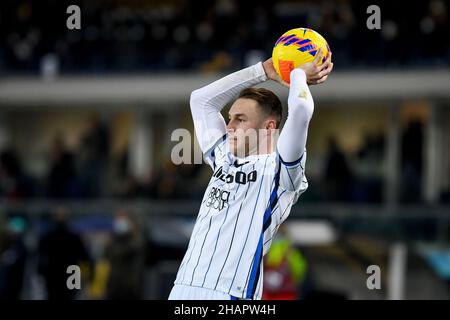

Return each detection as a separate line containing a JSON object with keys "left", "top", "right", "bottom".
{"left": 262, "top": 58, "right": 289, "bottom": 88}
{"left": 299, "top": 48, "right": 333, "bottom": 85}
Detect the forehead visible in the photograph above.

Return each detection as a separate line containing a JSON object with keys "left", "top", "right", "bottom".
{"left": 229, "top": 98, "right": 260, "bottom": 116}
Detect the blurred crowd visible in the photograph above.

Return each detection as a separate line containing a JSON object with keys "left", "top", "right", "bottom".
{"left": 0, "top": 0, "right": 449, "bottom": 75}
{"left": 0, "top": 116, "right": 111, "bottom": 199}
{"left": 0, "top": 208, "right": 148, "bottom": 299}
{"left": 0, "top": 207, "right": 316, "bottom": 300}
{"left": 1, "top": 114, "right": 445, "bottom": 204}
{"left": 0, "top": 115, "right": 207, "bottom": 200}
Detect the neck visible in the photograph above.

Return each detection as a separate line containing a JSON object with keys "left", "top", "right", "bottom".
{"left": 249, "top": 136, "right": 275, "bottom": 156}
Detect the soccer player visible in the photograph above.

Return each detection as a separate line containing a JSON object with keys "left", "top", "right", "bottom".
{"left": 169, "top": 49, "right": 333, "bottom": 300}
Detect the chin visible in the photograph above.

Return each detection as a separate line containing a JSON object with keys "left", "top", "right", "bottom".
{"left": 229, "top": 141, "right": 248, "bottom": 157}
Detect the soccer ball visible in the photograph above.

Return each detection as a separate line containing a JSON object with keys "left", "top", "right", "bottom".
{"left": 272, "top": 28, "right": 331, "bottom": 84}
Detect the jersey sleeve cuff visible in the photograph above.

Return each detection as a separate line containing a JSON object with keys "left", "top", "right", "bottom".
{"left": 254, "top": 61, "right": 268, "bottom": 82}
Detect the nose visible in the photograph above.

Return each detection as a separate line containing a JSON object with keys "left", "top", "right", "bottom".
{"left": 226, "top": 120, "right": 236, "bottom": 132}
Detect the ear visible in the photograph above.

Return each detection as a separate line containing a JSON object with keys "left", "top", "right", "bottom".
{"left": 265, "top": 119, "right": 277, "bottom": 130}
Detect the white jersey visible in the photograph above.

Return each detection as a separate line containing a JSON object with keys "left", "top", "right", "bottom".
{"left": 174, "top": 136, "right": 307, "bottom": 299}
{"left": 173, "top": 62, "right": 314, "bottom": 300}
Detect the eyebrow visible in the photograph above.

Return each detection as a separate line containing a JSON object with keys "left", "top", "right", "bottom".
{"left": 228, "top": 113, "right": 247, "bottom": 118}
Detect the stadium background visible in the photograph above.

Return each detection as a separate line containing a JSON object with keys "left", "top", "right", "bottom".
{"left": 0, "top": 0, "right": 449, "bottom": 299}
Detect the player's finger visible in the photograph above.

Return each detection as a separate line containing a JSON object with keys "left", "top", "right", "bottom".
{"left": 320, "top": 59, "right": 334, "bottom": 75}
{"left": 318, "top": 57, "right": 331, "bottom": 72}
{"left": 313, "top": 48, "right": 324, "bottom": 65}
{"left": 310, "top": 62, "right": 332, "bottom": 80}
{"left": 316, "top": 74, "right": 328, "bottom": 84}
{"left": 318, "top": 51, "right": 332, "bottom": 71}
{"left": 328, "top": 61, "right": 334, "bottom": 73}
{"left": 319, "top": 61, "right": 334, "bottom": 77}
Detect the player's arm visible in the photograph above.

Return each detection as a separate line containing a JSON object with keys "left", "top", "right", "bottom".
{"left": 275, "top": 49, "right": 333, "bottom": 191}
{"left": 190, "top": 63, "right": 267, "bottom": 168}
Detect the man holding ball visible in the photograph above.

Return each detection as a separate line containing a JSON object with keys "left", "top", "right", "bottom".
{"left": 169, "top": 47, "right": 333, "bottom": 300}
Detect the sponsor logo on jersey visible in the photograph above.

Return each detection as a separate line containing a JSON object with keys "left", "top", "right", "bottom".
{"left": 206, "top": 186, "right": 230, "bottom": 211}
{"left": 212, "top": 166, "right": 257, "bottom": 185}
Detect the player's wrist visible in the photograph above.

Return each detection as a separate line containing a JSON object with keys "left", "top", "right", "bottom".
{"left": 258, "top": 61, "right": 270, "bottom": 82}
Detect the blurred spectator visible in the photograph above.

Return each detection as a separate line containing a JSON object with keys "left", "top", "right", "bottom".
{"left": 80, "top": 116, "right": 110, "bottom": 163}
{"left": 37, "top": 207, "right": 90, "bottom": 300}
{"left": 46, "top": 135, "right": 78, "bottom": 198}
{"left": 0, "top": 216, "right": 28, "bottom": 299}
{"left": 78, "top": 115, "right": 110, "bottom": 197}
{"left": 357, "top": 132, "right": 385, "bottom": 160}
{"left": 351, "top": 131, "right": 385, "bottom": 203}
{"left": 104, "top": 210, "right": 145, "bottom": 299}
{"left": 0, "top": 149, "right": 33, "bottom": 199}
{"left": 400, "top": 120, "right": 424, "bottom": 203}
{"left": 262, "top": 226, "right": 307, "bottom": 300}
{"left": 324, "top": 137, "right": 353, "bottom": 201}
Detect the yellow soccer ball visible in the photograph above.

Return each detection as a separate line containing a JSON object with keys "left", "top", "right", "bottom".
{"left": 272, "top": 28, "right": 331, "bottom": 84}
